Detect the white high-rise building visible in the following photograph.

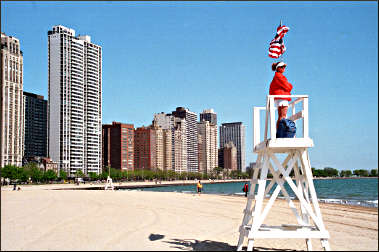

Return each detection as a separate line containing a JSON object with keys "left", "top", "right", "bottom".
{"left": 172, "top": 107, "right": 198, "bottom": 173}
{"left": 197, "top": 120, "right": 218, "bottom": 174}
{"left": 48, "top": 25, "right": 102, "bottom": 176}
{"left": 1, "top": 33, "right": 24, "bottom": 167}
{"left": 153, "top": 112, "right": 187, "bottom": 173}
{"left": 173, "top": 117, "right": 187, "bottom": 173}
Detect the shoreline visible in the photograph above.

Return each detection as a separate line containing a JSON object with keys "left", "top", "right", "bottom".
{"left": 2, "top": 180, "right": 377, "bottom": 209}
{"left": 313, "top": 176, "right": 377, "bottom": 180}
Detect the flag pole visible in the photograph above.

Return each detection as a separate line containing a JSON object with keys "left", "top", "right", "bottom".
{"left": 279, "top": 20, "right": 283, "bottom": 62}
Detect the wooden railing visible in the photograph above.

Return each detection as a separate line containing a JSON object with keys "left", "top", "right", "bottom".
{"left": 253, "top": 95, "right": 309, "bottom": 150}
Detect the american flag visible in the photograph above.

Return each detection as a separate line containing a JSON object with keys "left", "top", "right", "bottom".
{"left": 268, "top": 24, "right": 290, "bottom": 59}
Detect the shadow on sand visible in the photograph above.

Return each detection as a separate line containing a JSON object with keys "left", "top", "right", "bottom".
{"left": 163, "top": 238, "right": 297, "bottom": 251}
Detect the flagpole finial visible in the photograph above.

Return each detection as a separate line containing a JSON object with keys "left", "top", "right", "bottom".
{"left": 280, "top": 20, "right": 282, "bottom": 26}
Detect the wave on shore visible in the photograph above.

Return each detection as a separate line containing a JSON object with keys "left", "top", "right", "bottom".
{"left": 318, "top": 198, "right": 378, "bottom": 208}
{"left": 232, "top": 193, "right": 378, "bottom": 208}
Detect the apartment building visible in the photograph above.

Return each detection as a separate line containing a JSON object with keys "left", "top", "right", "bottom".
{"left": 48, "top": 25, "right": 102, "bottom": 176}
{"left": 1, "top": 33, "right": 24, "bottom": 167}
{"left": 223, "top": 141, "right": 238, "bottom": 172}
{"left": 197, "top": 120, "right": 218, "bottom": 174}
{"left": 172, "top": 107, "right": 198, "bottom": 173}
{"left": 102, "top": 122, "right": 134, "bottom": 171}
{"left": 200, "top": 108, "right": 217, "bottom": 126}
{"left": 23, "top": 91, "right": 48, "bottom": 160}
{"left": 173, "top": 117, "right": 187, "bottom": 173}
{"left": 220, "top": 122, "right": 246, "bottom": 172}
{"left": 134, "top": 126, "right": 156, "bottom": 170}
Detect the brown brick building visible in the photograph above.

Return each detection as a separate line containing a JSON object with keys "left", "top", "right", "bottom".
{"left": 102, "top": 122, "right": 134, "bottom": 171}
{"left": 223, "top": 141, "right": 237, "bottom": 171}
{"left": 134, "top": 126, "right": 156, "bottom": 170}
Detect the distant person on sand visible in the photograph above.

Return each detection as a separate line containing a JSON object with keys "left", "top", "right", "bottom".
{"left": 197, "top": 180, "right": 203, "bottom": 195}
{"left": 269, "top": 62, "right": 293, "bottom": 129}
{"left": 242, "top": 182, "right": 249, "bottom": 197}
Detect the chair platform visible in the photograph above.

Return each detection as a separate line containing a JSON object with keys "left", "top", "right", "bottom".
{"left": 241, "top": 224, "right": 329, "bottom": 239}
{"left": 254, "top": 138, "right": 314, "bottom": 153}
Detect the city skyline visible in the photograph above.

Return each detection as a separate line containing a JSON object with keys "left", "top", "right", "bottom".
{"left": 1, "top": 2, "right": 377, "bottom": 171}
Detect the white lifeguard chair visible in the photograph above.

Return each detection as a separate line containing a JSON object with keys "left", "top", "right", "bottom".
{"left": 237, "top": 95, "right": 331, "bottom": 251}
{"left": 104, "top": 176, "right": 114, "bottom": 190}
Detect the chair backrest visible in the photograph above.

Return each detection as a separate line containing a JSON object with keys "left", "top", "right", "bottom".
{"left": 253, "top": 95, "right": 309, "bottom": 150}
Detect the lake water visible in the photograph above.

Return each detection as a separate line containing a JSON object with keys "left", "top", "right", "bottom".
{"left": 126, "top": 178, "right": 378, "bottom": 208}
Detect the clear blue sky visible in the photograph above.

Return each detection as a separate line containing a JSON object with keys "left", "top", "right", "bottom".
{"left": 2, "top": 1, "right": 377, "bottom": 171}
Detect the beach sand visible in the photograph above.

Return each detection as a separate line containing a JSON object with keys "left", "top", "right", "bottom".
{"left": 1, "top": 184, "right": 378, "bottom": 251}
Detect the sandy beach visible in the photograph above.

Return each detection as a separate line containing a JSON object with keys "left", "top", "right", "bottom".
{"left": 1, "top": 183, "right": 378, "bottom": 251}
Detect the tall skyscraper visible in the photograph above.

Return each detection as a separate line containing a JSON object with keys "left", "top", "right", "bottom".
{"left": 200, "top": 108, "right": 217, "bottom": 126}
{"left": 220, "top": 122, "right": 246, "bottom": 172}
{"left": 23, "top": 91, "right": 48, "bottom": 160}
{"left": 102, "top": 122, "right": 134, "bottom": 171}
{"left": 172, "top": 107, "right": 198, "bottom": 173}
{"left": 48, "top": 25, "right": 102, "bottom": 176}
{"left": 1, "top": 33, "right": 24, "bottom": 167}
{"left": 197, "top": 120, "right": 218, "bottom": 174}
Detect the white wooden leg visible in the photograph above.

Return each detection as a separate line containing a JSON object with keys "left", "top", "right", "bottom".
{"left": 306, "top": 238, "right": 312, "bottom": 251}
{"left": 247, "top": 239, "right": 254, "bottom": 251}
{"left": 237, "top": 242, "right": 244, "bottom": 251}
{"left": 237, "top": 232, "right": 245, "bottom": 251}
{"left": 321, "top": 239, "right": 330, "bottom": 251}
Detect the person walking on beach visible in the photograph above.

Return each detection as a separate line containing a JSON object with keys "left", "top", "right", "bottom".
{"left": 269, "top": 62, "right": 293, "bottom": 129}
{"left": 197, "top": 180, "right": 203, "bottom": 195}
{"left": 242, "top": 182, "right": 249, "bottom": 197}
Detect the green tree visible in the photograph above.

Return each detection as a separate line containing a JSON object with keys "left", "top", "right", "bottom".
{"left": 99, "top": 171, "right": 108, "bottom": 180}
{"left": 144, "top": 169, "right": 154, "bottom": 180}
{"left": 178, "top": 172, "right": 188, "bottom": 180}
{"left": 241, "top": 172, "right": 250, "bottom": 179}
{"left": 59, "top": 170, "right": 68, "bottom": 181}
{"left": 29, "top": 166, "right": 43, "bottom": 183}
{"left": 339, "top": 170, "right": 352, "bottom": 177}
{"left": 24, "top": 162, "right": 39, "bottom": 170}
{"left": 75, "top": 169, "right": 85, "bottom": 178}
{"left": 353, "top": 169, "right": 369, "bottom": 177}
{"left": 108, "top": 167, "right": 122, "bottom": 181}
{"left": 167, "top": 170, "right": 175, "bottom": 181}
{"left": 323, "top": 167, "right": 339, "bottom": 177}
{"left": 16, "top": 167, "right": 29, "bottom": 182}
{"left": 1, "top": 165, "right": 18, "bottom": 180}
{"left": 230, "top": 170, "right": 239, "bottom": 179}
{"left": 44, "top": 170, "right": 57, "bottom": 182}
{"left": 128, "top": 170, "right": 135, "bottom": 181}
{"left": 88, "top": 172, "right": 98, "bottom": 181}
{"left": 370, "top": 169, "right": 378, "bottom": 177}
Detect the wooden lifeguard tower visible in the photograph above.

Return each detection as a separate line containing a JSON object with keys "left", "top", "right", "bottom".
{"left": 237, "top": 95, "right": 331, "bottom": 251}
{"left": 104, "top": 167, "right": 114, "bottom": 190}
